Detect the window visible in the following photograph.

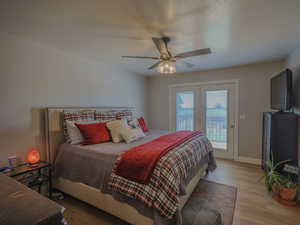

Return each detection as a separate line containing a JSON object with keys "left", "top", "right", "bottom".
{"left": 176, "top": 91, "right": 194, "bottom": 131}
{"left": 205, "top": 90, "right": 228, "bottom": 150}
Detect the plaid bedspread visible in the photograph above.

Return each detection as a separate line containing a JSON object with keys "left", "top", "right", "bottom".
{"left": 108, "top": 133, "right": 216, "bottom": 219}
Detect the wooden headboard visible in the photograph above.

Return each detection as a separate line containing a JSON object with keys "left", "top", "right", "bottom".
{"left": 45, "top": 107, "right": 136, "bottom": 164}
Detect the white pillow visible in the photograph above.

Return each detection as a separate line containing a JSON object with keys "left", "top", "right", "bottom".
{"left": 66, "top": 120, "right": 97, "bottom": 144}
{"left": 121, "top": 127, "right": 145, "bottom": 143}
{"left": 106, "top": 119, "right": 129, "bottom": 143}
{"left": 128, "top": 118, "right": 140, "bottom": 129}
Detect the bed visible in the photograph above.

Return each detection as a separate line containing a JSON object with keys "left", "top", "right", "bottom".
{"left": 45, "top": 107, "right": 216, "bottom": 225}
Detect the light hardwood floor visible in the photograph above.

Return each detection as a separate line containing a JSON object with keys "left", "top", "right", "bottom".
{"left": 210, "top": 159, "right": 300, "bottom": 225}
{"left": 59, "top": 160, "right": 300, "bottom": 225}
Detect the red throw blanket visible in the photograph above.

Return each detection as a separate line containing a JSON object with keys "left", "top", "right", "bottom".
{"left": 115, "top": 131, "right": 202, "bottom": 184}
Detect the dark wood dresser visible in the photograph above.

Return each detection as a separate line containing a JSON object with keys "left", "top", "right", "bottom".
{"left": 0, "top": 173, "right": 65, "bottom": 225}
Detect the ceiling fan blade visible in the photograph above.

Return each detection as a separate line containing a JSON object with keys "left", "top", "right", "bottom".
{"left": 177, "top": 60, "right": 195, "bottom": 68}
{"left": 152, "top": 37, "right": 171, "bottom": 58}
{"left": 148, "top": 61, "right": 162, "bottom": 70}
{"left": 122, "top": 56, "right": 159, "bottom": 59}
{"left": 175, "top": 48, "right": 211, "bottom": 59}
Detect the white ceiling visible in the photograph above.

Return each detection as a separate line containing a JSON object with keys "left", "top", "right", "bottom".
{"left": 1, "top": 0, "right": 300, "bottom": 75}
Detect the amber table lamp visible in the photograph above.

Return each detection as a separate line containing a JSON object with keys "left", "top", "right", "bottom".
{"left": 27, "top": 148, "right": 41, "bottom": 166}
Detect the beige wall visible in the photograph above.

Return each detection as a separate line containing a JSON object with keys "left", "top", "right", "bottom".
{"left": 147, "top": 61, "right": 284, "bottom": 159}
{"left": 0, "top": 32, "right": 146, "bottom": 165}
{"left": 0, "top": 27, "right": 292, "bottom": 166}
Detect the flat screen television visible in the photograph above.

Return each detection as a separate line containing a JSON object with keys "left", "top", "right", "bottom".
{"left": 271, "top": 69, "right": 293, "bottom": 111}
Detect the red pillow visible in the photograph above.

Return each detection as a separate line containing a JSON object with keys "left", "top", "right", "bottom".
{"left": 138, "top": 117, "right": 149, "bottom": 133}
{"left": 75, "top": 122, "right": 111, "bottom": 145}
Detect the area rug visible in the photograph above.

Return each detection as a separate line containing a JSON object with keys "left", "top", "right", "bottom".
{"left": 189, "top": 179, "right": 237, "bottom": 225}
{"left": 58, "top": 180, "right": 237, "bottom": 225}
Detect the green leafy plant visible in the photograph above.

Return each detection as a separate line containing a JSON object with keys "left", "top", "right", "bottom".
{"left": 260, "top": 153, "right": 291, "bottom": 193}
{"left": 280, "top": 176, "right": 298, "bottom": 189}
{"left": 277, "top": 175, "right": 298, "bottom": 202}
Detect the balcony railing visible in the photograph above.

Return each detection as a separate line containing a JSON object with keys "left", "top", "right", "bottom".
{"left": 206, "top": 118, "right": 227, "bottom": 142}
{"left": 176, "top": 114, "right": 194, "bottom": 131}
{"left": 176, "top": 115, "right": 227, "bottom": 144}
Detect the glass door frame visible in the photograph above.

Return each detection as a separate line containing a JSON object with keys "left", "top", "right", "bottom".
{"left": 169, "top": 80, "right": 239, "bottom": 161}
{"left": 201, "top": 84, "right": 236, "bottom": 159}
{"left": 169, "top": 86, "right": 200, "bottom": 132}
{"left": 175, "top": 91, "right": 195, "bottom": 131}
{"left": 203, "top": 88, "right": 229, "bottom": 151}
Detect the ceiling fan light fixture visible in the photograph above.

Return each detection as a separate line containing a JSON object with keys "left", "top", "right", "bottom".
{"left": 122, "top": 37, "right": 211, "bottom": 73}
{"left": 157, "top": 61, "right": 176, "bottom": 74}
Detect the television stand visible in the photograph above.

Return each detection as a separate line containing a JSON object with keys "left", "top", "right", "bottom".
{"left": 262, "top": 112, "right": 298, "bottom": 172}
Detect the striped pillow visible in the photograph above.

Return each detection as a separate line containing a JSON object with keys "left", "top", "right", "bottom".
{"left": 95, "top": 111, "right": 118, "bottom": 122}
{"left": 63, "top": 110, "right": 95, "bottom": 143}
{"left": 116, "top": 110, "right": 133, "bottom": 121}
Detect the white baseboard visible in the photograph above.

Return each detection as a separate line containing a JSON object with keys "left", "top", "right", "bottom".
{"left": 237, "top": 157, "right": 261, "bottom": 165}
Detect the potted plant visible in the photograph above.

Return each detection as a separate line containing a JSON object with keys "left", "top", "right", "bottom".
{"left": 261, "top": 154, "right": 298, "bottom": 205}
{"left": 278, "top": 176, "right": 298, "bottom": 201}
{"left": 261, "top": 154, "right": 290, "bottom": 194}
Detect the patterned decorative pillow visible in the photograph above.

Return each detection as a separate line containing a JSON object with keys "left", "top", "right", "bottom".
{"left": 106, "top": 119, "right": 130, "bottom": 143}
{"left": 63, "top": 110, "right": 95, "bottom": 143}
{"left": 116, "top": 110, "right": 133, "bottom": 121}
{"left": 95, "top": 111, "right": 118, "bottom": 122}
{"left": 120, "top": 127, "right": 145, "bottom": 143}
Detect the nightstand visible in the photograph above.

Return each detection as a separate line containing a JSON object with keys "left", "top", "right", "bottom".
{"left": 3, "top": 161, "right": 52, "bottom": 199}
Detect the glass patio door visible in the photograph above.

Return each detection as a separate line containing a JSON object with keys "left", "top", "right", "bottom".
{"left": 205, "top": 90, "right": 228, "bottom": 150}
{"left": 201, "top": 83, "right": 236, "bottom": 159}
{"left": 176, "top": 91, "right": 195, "bottom": 131}
{"left": 170, "top": 82, "right": 237, "bottom": 160}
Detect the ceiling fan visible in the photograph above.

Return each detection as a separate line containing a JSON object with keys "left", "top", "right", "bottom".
{"left": 122, "top": 37, "right": 211, "bottom": 74}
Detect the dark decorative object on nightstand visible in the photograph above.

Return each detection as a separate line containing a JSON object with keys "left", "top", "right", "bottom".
{"left": 3, "top": 161, "right": 52, "bottom": 199}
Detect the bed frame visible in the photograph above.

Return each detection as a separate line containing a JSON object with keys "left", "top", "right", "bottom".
{"left": 45, "top": 107, "right": 208, "bottom": 225}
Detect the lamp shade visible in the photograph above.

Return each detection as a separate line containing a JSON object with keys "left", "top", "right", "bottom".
{"left": 157, "top": 61, "right": 176, "bottom": 74}
{"left": 27, "top": 148, "right": 40, "bottom": 164}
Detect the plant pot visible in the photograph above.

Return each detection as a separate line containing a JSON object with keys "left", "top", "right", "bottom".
{"left": 273, "top": 195, "right": 298, "bottom": 206}
{"left": 279, "top": 188, "right": 297, "bottom": 201}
